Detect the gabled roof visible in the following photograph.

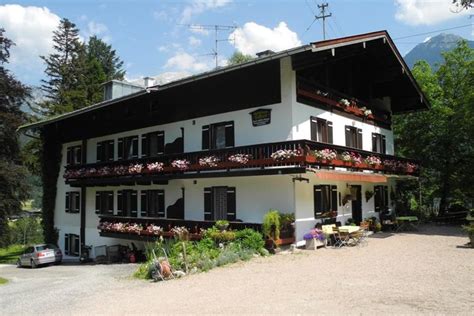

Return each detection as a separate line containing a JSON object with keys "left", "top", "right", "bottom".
{"left": 18, "top": 30, "right": 429, "bottom": 133}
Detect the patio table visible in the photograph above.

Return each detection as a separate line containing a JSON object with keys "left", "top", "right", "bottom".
{"left": 396, "top": 216, "right": 419, "bottom": 232}
{"left": 338, "top": 226, "right": 360, "bottom": 234}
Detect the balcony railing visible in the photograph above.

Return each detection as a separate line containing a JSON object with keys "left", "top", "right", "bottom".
{"left": 64, "top": 140, "right": 419, "bottom": 185}
{"left": 296, "top": 78, "right": 392, "bottom": 127}
{"left": 98, "top": 216, "right": 262, "bottom": 241}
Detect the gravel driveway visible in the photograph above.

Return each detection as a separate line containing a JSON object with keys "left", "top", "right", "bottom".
{"left": 1, "top": 224, "right": 472, "bottom": 315}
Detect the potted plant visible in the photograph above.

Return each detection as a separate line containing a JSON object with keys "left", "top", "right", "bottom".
{"left": 462, "top": 223, "right": 474, "bottom": 247}
{"left": 263, "top": 210, "right": 281, "bottom": 252}
{"left": 304, "top": 228, "right": 326, "bottom": 250}
{"left": 279, "top": 213, "right": 295, "bottom": 244}
{"left": 215, "top": 220, "right": 230, "bottom": 232}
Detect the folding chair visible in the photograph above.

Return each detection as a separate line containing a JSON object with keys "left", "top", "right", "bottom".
{"left": 332, "top": 227, "right": 349, "bottom": 248}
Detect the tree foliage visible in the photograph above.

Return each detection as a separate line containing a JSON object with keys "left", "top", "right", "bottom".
{"left": 0, "top": 28, "right": 30, "bottom": 246}
{"left": 228, "top": 51, "right": 254, "bottom": 66}
{"left": 453, "top": 0, "right": 473, "bottom": 9}
{"left": 394, "top": 41, "right": 474, "bottom": 211}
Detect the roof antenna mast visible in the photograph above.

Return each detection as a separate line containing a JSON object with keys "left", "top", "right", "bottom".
{"left": 186, "top": 24, "right": 237, "bottom": 69}
{"left": 315, "top": 3, "right": 332, "bottom": 40}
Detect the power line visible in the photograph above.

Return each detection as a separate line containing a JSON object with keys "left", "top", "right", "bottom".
{"left": 393, "top": 24, "right": 472, "bottom": 40}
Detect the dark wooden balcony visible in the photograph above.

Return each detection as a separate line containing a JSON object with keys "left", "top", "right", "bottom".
{"left": 98, "top": 215, "right": 262, "bottom": 241}
{"left": 64, "top": 139, "right": 419, "bottom": 187}
{"left": 296, "top": 78, "right": 392, "bottom": 129}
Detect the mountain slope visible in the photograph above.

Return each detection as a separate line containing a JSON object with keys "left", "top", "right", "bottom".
{"left": 404, "top": 33, "right": 474, "bottom": 69}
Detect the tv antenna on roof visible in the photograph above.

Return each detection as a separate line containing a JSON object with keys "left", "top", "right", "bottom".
{"left": 184, "top": 24, "right": 237, "bottom": 69}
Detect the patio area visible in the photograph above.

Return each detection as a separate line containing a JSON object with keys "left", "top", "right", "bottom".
{"left": 2, "top": 224, "right": 466, "bottom": 315}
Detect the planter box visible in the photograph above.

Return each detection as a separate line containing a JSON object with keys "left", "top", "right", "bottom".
{"left": 305, "top": 238, "right": 326, "bottom": 250}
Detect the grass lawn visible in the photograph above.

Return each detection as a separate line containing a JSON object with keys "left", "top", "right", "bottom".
{"left": 0, "top": 244, "right": 25, "bottom": 264}
{"left": 0, "top": 277, "right": 8, "bottom": 285}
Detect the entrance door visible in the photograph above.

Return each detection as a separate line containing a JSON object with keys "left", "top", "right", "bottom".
{"left": 351, "top": 185, "right": 362, "bottom": 224}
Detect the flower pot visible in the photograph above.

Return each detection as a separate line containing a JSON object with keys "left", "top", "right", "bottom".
{"left": 305, "top": 238, "right": 325, "bottom": 250}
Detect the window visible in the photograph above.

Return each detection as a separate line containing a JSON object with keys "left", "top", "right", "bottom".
{"left": 372, "top": 133, "right": 386, "bottom": 154}
{"left": 140, "top": 190, "right": 165, "bottom": 217}
{"left": 118, "top": 190, "right": 138, "bottom": 217}
{"left": 118, "top": 136, "right": 138, "bottom": 160}
{"left": 64, "top": 234, "right": 80, "bottom": 256}
{"left": 141, "top": 131, "right": 165, "bottom": 157}
{"left": 96, "top": 140, "right": 114, "bottom": 162}
{"left": 310, "top": 117, "right": 333, "bottom": 143}
{"left": 66, "top": 145, "right": 82, "bottom": 165}
{"left": 345, "top": 126, "right": 363, "bottom": 149}
{"left": 95, "top": 191, "right": 114, "bottom": 215}
{"left": 204, "top": 187, "right": 236, "bottom": 221}
{"left": 202, "top": 121, "right": 234, "bottom": 150}
{"left": 374, "top": 185, "right": 389, "bottom": 212}
{"left": 314, "top": 185, "right": 338, "bottom": 218}
{"left": 65, "top": 191, "right": 80, "bottom": 213}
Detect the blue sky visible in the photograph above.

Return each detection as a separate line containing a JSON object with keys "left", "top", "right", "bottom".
{"left": 1, "top": 0, "right": 473, "bottom": 86}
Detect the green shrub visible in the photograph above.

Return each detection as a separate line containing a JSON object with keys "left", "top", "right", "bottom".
{"left": 263, "top": 210, "right": 280, "bottom": 239}
{"left": 279, "top": 213, "right": 295, "bottom": 229}
{"left": 216, "top": 248, "right": 240, "bottom": 267}
{"left": 204, "top": 227, "right": 236, "bottom": 243}
{"left": 235, "top": 228, "right": 265, "bottom": 251}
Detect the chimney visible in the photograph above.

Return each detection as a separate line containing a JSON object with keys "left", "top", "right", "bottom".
{"left": 143, "top": 77, "right": 155, "bottom": 87}
{"left": 256, "top": 50, "right": 275, "bottom": 58}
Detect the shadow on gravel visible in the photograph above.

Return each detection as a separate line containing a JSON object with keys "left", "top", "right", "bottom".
{"left": 369, "top": 233, "right": 395, "bottom": 239}
{"left": 400, "top": 224, "right": 465, "bottom": 237}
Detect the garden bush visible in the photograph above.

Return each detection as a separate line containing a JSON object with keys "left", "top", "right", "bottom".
{"left": 263, "top": 210, "right": 280, "bottom": 239}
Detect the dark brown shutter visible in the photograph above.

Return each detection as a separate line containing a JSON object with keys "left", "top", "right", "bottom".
{"left": 382, "top": 135, "right": 386, "bottom": 154}
{"left": 130, "top": 191, "right": 138, "bottom": 217}
{"left": 107, "top": 140, "right": 114, "bottom": 161}
{"left": 331, "top": 185, "right": 338, "bottom": 213}
{"left": 372, "top": 133, "right": 378, "bottom": 152}
{"left": 107, "top": 192, "right": 114, "bottom": 214}
{"left": 96, "top": 143, "right": 103, "bottom": 162}
{"left": 77, "top": 146, "right": 82, "bottom": 164}
{"left": 202, "top": 125, "right": 210, "bottom": 150}
{"left": 74, "top": 192, "right": 80, "bottom": 213}
{"left": 327, "top": 121, "right": 333, "bottom": 144}
{"left": 66, "top": 148, "right": 72, "bottom": 165}
{"left": 158, "top": 191, "right": 165, "bottom": 218}
{"left": 383, "top": 186, "right": 389, "bottom": 208}
{"left": 157, "top": 132, "right": 165, "bottom": 154}
{"left": 204, "top": 188, "right": 213, "bottom": 220}
{"left": 314, "top": 185, "right": 323, "bottom": 217}
{"left": 310, "top": 117, "right": 318, "bottom": 141}
{"left": 117, "top": 191, "right": 123, "bottom": 216}
{"left": 64, "top": 234, "right": 70, "bottom": 255}
{"left": 117, "top": 138, "right": 124, "bottom": 160}
{"left": 140, "top": 191, "right": 148, "bottom": 217}
{"left": 65, "top": 192, "right": 70, "bottom": 213}
{"left": 374, "top": 186, "right": 381, "bottom": 212}
{"left": 131, "top": 136, "right": 139, "bottom": 158}
{"left": 95, "top": 192, "right": 101, "bottom": 214}
{"left": 141, "top": 134, "right": 148, "bottom": 157}
{"left": 226, "top": 187, "right": 236, "bottom": 221}
{"left": 225, "top": 122, "right": 235, "bottom": 147}
{"left": 345, "top": 127, "right": 351, "bottom": 147}
{"left": 357, "top": 129, "right": 363, "bottom": 149}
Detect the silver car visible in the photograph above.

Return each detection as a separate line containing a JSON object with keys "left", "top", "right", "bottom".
{"left": 17, "top": 244, "right": 62, "bottom": 268}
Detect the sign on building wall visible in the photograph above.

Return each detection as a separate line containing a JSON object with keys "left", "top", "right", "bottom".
{"left": 250, "top": 108, "right": 272, "bottom": 127}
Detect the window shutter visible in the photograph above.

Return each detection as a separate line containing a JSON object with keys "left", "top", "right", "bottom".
{"left": 331, "top": 185, "right": 338, "bottom": 213}
{"left": 327, "top": 121, "right": 333, "bottom": 144}
{"left": 141, "top": 134, "right": 149, "bottom": 158}
{"left": 74, "top": 192, "right": 80, "bottom": 213}
{"left": 202, "top": 125, "right": 210, "bottom": 150}
{"left": 65, "top": 192, "right": 70, "bottom": 213}
{"left": 117, "top": 138, "right": 124, "bottom": 160}
{"left": 374, "top": 186, "right": 381, "bottom": 212}
{"left": 76, "top": 146, "right": 82, "bottom": 164}
{"left": 117, "top": 191, "right": 123, "bottom": 216}
{"left": 345, "top": 127, "right": 351, "bottom": 147}
{"left": 132, "top": 136, "right": 139, "bottom": 158}
{"left": 66, "top": 148, "right": 72, "bottom": 165}
{"left": 107, "top": 192, "right": 114, "bottom": 214}
{"left": 310, "top": 117, "right": 318, "bottom": 141}
{"left": 95, "top": 192, "right": 101, "bottom": 214}
{"left": 226, "top": 187, "right": 236, "bottom": 221}
{"left": 157, "top": 131, "right": 165, "bottom": 154}
{"left": 372, "top": 133, "right": 378, "bottom": 152}
{"left": 314, "top": 185, "right": 323, "bottom": 217}
{"left": 108, "top": 140, "right": 114, "bottom": 161}
{"left": 96, "top": 143, "right": 103, "bottom": 162}
{"left": 158, "top": 191, "right": 165, "bottom": 218}
{"left": 382, "top": 135, "right": 386, "bottom": 154}
{"left": 225, "top": 122, "right": 235, "bottom": 147}
{"left": 383, "top": 186, "right": 389, "bottom": 209}
{"left": 130, "top": 191, "right": 138, "bottom": 217}
{"left": 140, "top": 191, "right": 148, "bottom": 217}
{"left": 204, "top": 188, "right": 213, "bottom": 220}
{"left": 64, "top": 234, "right": 70, "bottom": 256}
{"left": 357, "top": 129, "right": 363, "bottom": 149}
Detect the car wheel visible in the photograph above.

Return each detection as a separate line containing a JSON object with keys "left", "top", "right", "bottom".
{"left": 16, "top": 259, "right": 22, "bottom": 268}
{"left": 30, "top": 259, "right": 37, "bottom": 269}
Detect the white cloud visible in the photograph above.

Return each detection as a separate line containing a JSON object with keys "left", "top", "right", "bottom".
{"left": 229, "top": 22, "right": 301, "bottom": 56}
{"left": 394, "top": 0, "right": 472, "bottom": 26}
{"left": 164, "top": 52, "right": 210, "bottom": 72}
{"left": 188, "top": 36, "right": 202, "bottom": 46}
{"left": 0, "top": 4, "right": 60, "bottom": 68}
{"left": 181, "top": 0, "right": 232, "bottom": 23}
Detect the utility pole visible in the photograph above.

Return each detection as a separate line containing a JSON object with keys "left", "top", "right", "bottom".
{"left": 185, "top": 24, "right": 237, "bottom": 69}
{"left": 315, "top": 3, "right": 332, "bottom": 40}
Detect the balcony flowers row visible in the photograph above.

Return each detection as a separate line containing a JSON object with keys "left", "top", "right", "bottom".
{"left": 98, "top": 221, "right": 164, "bottom": 236}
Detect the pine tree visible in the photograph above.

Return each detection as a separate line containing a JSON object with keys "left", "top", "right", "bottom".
{"left": 0, "top": 28, "right": 30, "bottom": 246}
{"left": 87, "top": 36, "right": 125, "bottom": 81}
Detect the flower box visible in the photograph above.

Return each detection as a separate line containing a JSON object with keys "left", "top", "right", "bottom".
{"left": 305, "top": 237, "right": 326, "bottom": 250}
